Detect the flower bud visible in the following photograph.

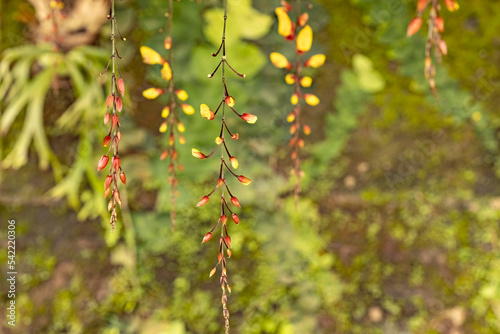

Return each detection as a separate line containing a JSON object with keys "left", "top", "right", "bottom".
{"left": 192, "top": 148, "right": 206, "bottom": 159}
{"left": 417, "top": 0, "right": 428, "bottom": 12}
{"left": 275, "top": 7, "right": 294, "bottom": 39}
{"left": 291, "top": 93, "right": 299, "bottom": 105}
{"left": 108, "top": 200, "right": 113, "bottom": 212}
{"left": 106, "top": 95, "right": 114, "bottom": 108}
{"left": 209, "top": 267, "right": 216, "bottom": 277}
{"left": 303, "top": 125, "right": 311, "bottom": 135}
{"left": 435, "top": 16, "right": 444, "bottom": 32}
{"left": 140, "top": 46, "right": 165, "bottom": 65}
{"left": 119, "top": 171, "right": 126, "bottom": 184}
{"left": 224, "top": 235, "right": 232, "bottom": 248}
{"left": 160, "top": 150, "right": 169, "bottom": 160}
{"left": 285, "top": 74, "right": 296, "bottom": 85}
{"left": 218, "top": 252, "right": 223, "bottom": 262}
{"left": 407, "top": 17, "right": 423, "bottom": 37}
{"left": 202, "top": 232, "right": 213, "bottom": 243}
{"left": 104, "top": 187, "right": 111, "bottom": 198}
{"left": 142, "top": 88, "right": 164, "bottom": 100}
{"left": 112, "top": 114, "right": 119, "bottom": 129}
{"left": 298, "top": 12, "right": 309, "bottom": 26}
{"left": 117, "top": 77, "right": 125, "bottom": 96}
{"left": 104, "top": 175, "right": 113, "bottom": 191}
{"left": 197, "top": 195, "right": 210, "bottom": 207}
{"left": 227, "top": 249, "right": 232, "bottom": 258}
{"left": 300, "top": 76, "right": 313, "bottom": 88}
{"left": 304, "top": 54, "right": 326, "bottom": 68}
{"left": 161, "top": 62, "right": 172, "bottom": 81}
{"left": 177, "top": 122, "right": 185, "bottom": 133}
{"left": 215, "top": 136, "right": 223, "bottom": 145}
{"left": 176, "top": 89, "right": 188, "bottom": 101}
{"left": 112, "top": 156, "right": 121, "bottom": 171}
{"left": 217, "top": 178, "right": 224, "bottom": 188}
{"left": 181, "top": 104, "right": 195, "bottom": 115}
{"left": 164, "top": 36, "right": 172, "bottom": 50}
{"left": 97, "top": 155, "right": 109, "bottom": 171}
{"left": 281, "top": 1, "right": 292, "bottom": 12}
{"left": 231, "top": 196, "right": 241, "bottom": 208}
{"left": 444, "top": 0, "right": 459, "bottom": 12}
{"left": 304, "top": 94, "right": 320, "bottom": 106}
{"left": 287, "top": 113, "right": 295, "bottom": 123}
{"left": 225, "top": 96, "right": 235, "bottom": 107}
{"left": 161, "top": 106, "right": 170, "bottom": 118}
{"left": 115, "top": 97, "right": 123, "bottom": 112}
{"left": 238, "top": 175, "right": 251, "bottom": 185}
{"left": 232, "top": 213, "right": 239, "bottom": 224}
{"left": 220, "top": 214, "right": 228, "bottom": 224}
{"left": 438, "top": 39, "right": 448, "bottom": 55}
{"left": 103, "top": 135, "right": 111, "bottom": 147}
{"left": 270, "top": 52, "right": 292, "bottom": 70}
{"left": 241, "top": 113, "right": 258, "bottom": 124}
{"left": 159, "top": 121, "right": 168, "bottom": 133}
{"left": 230, "top": 156, "right": 239, "bottom": 169}
{"left": 231, "top": 133, "right": 239, "bottom": 140}
{"left": 296, "top": 25, "right": 313, "bottom": 54}
{"left": 104, "top": 113, "right": 111, "bottom": 125}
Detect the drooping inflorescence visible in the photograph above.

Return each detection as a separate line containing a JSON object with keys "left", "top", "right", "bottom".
{"left": 407, "top": 0, "right": 459, "bottom": 96}
{"left": 98, "top": 0, "right": 127, "bottom": 231}
{"left": 140, "top": 0, "right": 194, "bottom": 230}
{"left": 270, "top": 0, "right": 325, "bottom": 203}
{"left": 192, "top": 0, "right": 257, "bottom": 332}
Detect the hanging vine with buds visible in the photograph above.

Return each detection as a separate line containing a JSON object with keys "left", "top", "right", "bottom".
{"left": 98, "top": 0, "right": 127, "bottom": 231}
{"left": 140, "top": 0, "right": 194, "bottom": 230}
{"left": 270, "top": 0, "right": 325, "bottom": 203}
{"left": 407, "top": 0, "right": 459, "bottom": 96}
{"left": 191, "top": 0, "right": 257, "bottom": 332}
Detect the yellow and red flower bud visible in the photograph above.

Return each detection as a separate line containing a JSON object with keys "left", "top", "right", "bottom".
{"left": 443, "top": 0, "right": 459, "bottom": 12}
{"left": 161, "top": 106, "right": 170, "bottom": 118}
{"left": 304, "top": 93, "right": 320, "bottom": 106}
{"left": 176, "top": 89, "right": 188, "bottom": 101}
{"left": 119, "top": 171, "right": 126, "bottom": 185}
{"left": 197, "top": 195, "right": 210, "bottom": 207}
{"left": 225, "top": 96, "right": 235, "bottom": 107}
{"left": 103, "top": 135, "right": 111, "bottom": 147}
{"left": 179, "top": 135, "right": 186, "bottom": 145}
{"left": 140, "top": 46, "right": 165, "bottom": 65}
{"left": 209, "top": 267, "right": 216, "bottom": 277}
{"left": 241, "top": 113, "right": 258, "bottom": 124}
{"left": 227, "top": 250, "right": 232, "bottom": 258}
{"left": 220, "top": 214, "right": 228, "bottom": 224}
{"left": 287, "top": 113, "right": 295, "bottom": 123}
{"left": 296, "top": 25, "right": 313, "bottom": 53}
{"left": 104, "top": 187, "right": 111, "bottom": 198}
{"left": 232, "top": 213, "right": 239, "bottom": 224}
{"left": 417, "top": 0, "right": 428, "bottom": 12}
{"left": 108, "top": 200, "right": 113, "bottom": 212}
{"left": 117, "top": 78, "right": 125, "bottom": 96}
{"left": 270, "top": 52, "right": 292, "bottom": 70}
{"left": 177, "top": 121, "right": 185, "bottom": 133}
{"left": 275, "top": 7, "right": 294, "bottom": 39}
{"left": 104, "top": 175, "right": 113, "bottom": 191}
{"left": 280, "top": 0, "right": 292, "bottom": 12}
{"left": 202, "top": 232, "right": 213, "bottom": 243}
{"left": 115, "top": 97, "right": 123, "bottom": 112}
{"left": 291, "top": 93, "right": 299, "bottom": 105}
{"left": 305, "top": 54, "right": 326, "bottom": 68}
{"left": 290, "top": 124, "right": 297, "bottom": 134}
{"left": 230, "top": 156, "right": 239, "bottom": 169}
{"left": 192, "top": 148, "right": 206, "bottom": 159}
{"left": 97, "top": 155, "right": 109, "bottom": 171}
{"left": 112, "top": 156, "right": 121, "bottom": 171}
{"left": 303, "top": 125, "right": 311, "bottom": 135}
{"left": 117, "top": 131, "right": 122, "bottom": 141}
{"left": 298, "top": 139, "right": 304, "bottom": 148}
{"left": 237, "top": 175, "right": 251, "bottom": 185}
{"left": 164, "top": 36, "right": 172, "bottom": 50}
{"left": 231, "top": 133, "right": 239, "bottom": 140}
{"left": 215, "top": 136, "right": 223, "bottom": 145}
{"left": 169, "top": 133, "right": 175, "bottom": 145}
{"left": 298, "top": 12, "right": 309, "bottom": 26}
{"left": 161, "top": 62, "right": 172, "bottom": 81}
{"left": 160, "top": 150, "right": 169, "bottom": 160}
{"left": 407, "top": 17, "right": 423, "bottom": 37}
{"left": 142, "top": 88, "right": 164, "bottom": 100}
{"left": 217, "top": 178, "right": 224, "bottom": 188}
{"left": 106, "top": 95, "right": 114, "bottom": 108}
{"left": 159, "top": 121, "right": 168, "bottom": 133}
{"left": 200, "top": 103, "right": 215, "bottom": 120}
{"left": 218, "top": 252, "right": 223, "bottom": 262}
{"left": 285, "top": 74, "right": 296, "bottom": 85}
{"left": 231, "top": 196, "right": 241, "bottom": 208}
{"left": 435, "top": 16, "right": 444, "bottom": 32}
{"left": 112, "top": 114, "right": 119, "bottom": 129}
{"left": 181, "top": 104, "right": 194, "bottom": 115}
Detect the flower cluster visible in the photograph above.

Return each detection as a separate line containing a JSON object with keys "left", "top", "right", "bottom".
{"left": 407, "top": 0, "right": 459, "bottom": 96}
{"left": 192, "top": 1, "right": 257, "bottom": 332}
{"left": 140, "top": 2, "right": 194, "bottom": 229}
{"left": 270, "top": 0, "right": 325, "bottom": 202}
{"left": 98, "top": 0, "right": 127, "bottom": 231}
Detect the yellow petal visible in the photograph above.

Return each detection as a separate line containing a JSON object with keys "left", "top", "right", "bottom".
{"left": 300, "top": 76, "right": 312, "bottom": 87}
{"left": 161, "top": 62, "right": 172, "bottom": 81}
{"left": 287, "top": 113, "right": 295, "bottom": 123}
{"left": 159, "top": 122, "right": 168, "bottom": 133}
{"left": 291, "top": 93, "right": 299, "bottom": 105}
{"left": 285, "top": 74, "right": 296, "bottom": 85}
{"left": 161, "top": 106, "right": 170, "bottom": 118}
{"left": 276, "top": 7, "right": 293, "bottom": 38}
{"left": 304, "top": 94, "right": 320, "bottom": 106}
{"left": 181, "top": 104, "right": 194, "bottom": 115}
{"left": 230, "top": 156, "right": 239, "bottom": 169}
{"left": 305, "top": 54, "right": 325, "bottom": 68}
{"left": 215, "top": 137, "right": 223, "bottom": 145}
{"left": 177, "top": 122, "right": 185, "bottom": 132}
{"left": 142, "top": 88, "right": 163, "bottom": 100}
{"left": 296, "top": 25, "right": 313, "bottom": 53}
{"left": 270, "top": 52, "right": 291, "bottom": 69}
{"left": 140, "top": 46, "right": 164, "bottom": 65}
{"left": 176, "top": 89, "right": 188, "bottom": 101}
{"left": 200, "top": 103, "right": 215, "bottom": 120}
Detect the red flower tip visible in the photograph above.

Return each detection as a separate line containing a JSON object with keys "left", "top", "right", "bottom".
{"left": 119, "top": 171, "right": 126, "bottom": 185}
{"left": 97, "top": 155, "right": 109, "bottom": 171}
{"left": 224, "top": 235, "right": 232, "bottom": 248}
{"left": 102, "top": 135, "right": 111, "bottom": 147}
{"left": 202, "top": 232, "right": 213, "bottom": 243}
{"left": 232, "top": 213, "right": 239, "bottom": 224}
{"left": 104, "top": 175, "right": 113, "bottom": 191}
{"left": 220, "top": 214, "right": 228, "bottom": 224}
{"left": 230, "top": 196, "right": 241, "bottom": 208}
{"left": 197, "top": 195, "right": 210, "bottom": 207}
{"left": 117, "top": 77, "right": 125, "bottom": 96}
{"left": 112, "top": 156, "right": 121, "bottom": 171}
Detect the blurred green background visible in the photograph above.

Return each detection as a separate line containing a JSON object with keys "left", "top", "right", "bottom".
{"left": 2, "top": 0, "right": 500, "bottom": 333}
